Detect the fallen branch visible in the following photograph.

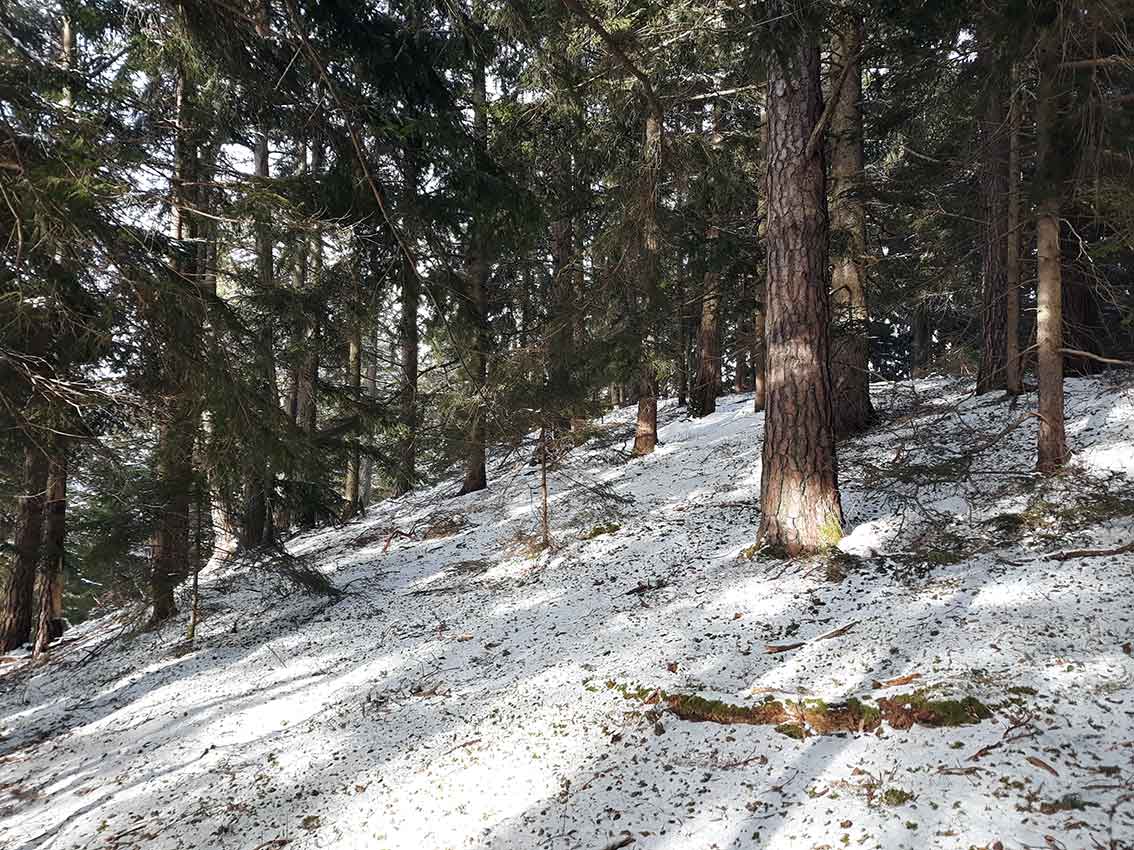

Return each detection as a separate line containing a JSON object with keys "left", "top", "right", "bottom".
{"left": 764, "top": 619, "right": 859, "bottom": 654}
{"left": 624, "top": 579, "right": 668, "bottom": 596}
{"left": 1044, "top": 540, "right": 1134, "bottom": 561}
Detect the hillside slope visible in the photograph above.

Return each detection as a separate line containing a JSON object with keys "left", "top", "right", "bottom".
{"left": 2, "top": 375, "right": 1134, "bottom": 850}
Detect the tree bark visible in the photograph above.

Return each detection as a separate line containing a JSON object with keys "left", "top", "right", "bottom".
{"left": 150, "top": 64, "right": 202, "bottom": 627}
{"left": 1034, "top": 23, "right": 1067, "bottom": 474}
{"left": 393, "top": 144, "right": 420, "bottom": 496}
{"left": 828, "top": 18, "right": 874, "bottom": 434}
{"left": 0, "top": 446, "right": 48, "bottom": 651}
{"left": 691, "top": 255, "right": 721, "bottom": 417}
{"left": 758, "top": 19, "right": 844, "bottom": 555}
{"left": 632, "top": 111, "right": 663, "bottom": 455}
{"left": 461, "top": 20, "right": 490, "bottom": 494}
{"left": 754, "top": 95, "right": 769, "bottom": 413}
{"left": 1004, "top": 66, "right": 1023, "bottom": 395}
{"left": 33, "top": 444, "right": 67, "bottom": 654}
{"left": 976, "top": 38, "right": 1010, "bottom": 395}
{"left": 343, "top": 238, "right": 363, "bottom": 513}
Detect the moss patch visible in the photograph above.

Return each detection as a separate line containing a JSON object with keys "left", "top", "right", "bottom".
{"left": 608, "top": 682, "right": 991, "bottom": 738}
{"left": 580, "top": 521, "right": 621, "bottom": 540}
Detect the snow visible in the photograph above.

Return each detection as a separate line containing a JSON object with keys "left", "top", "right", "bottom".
{"left": 3, "top": 374, "right": 1134, "bottom": 850}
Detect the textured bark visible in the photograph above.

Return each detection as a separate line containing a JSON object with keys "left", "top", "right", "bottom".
{"left": 1004, "top": 68, "right": 1023, "bottom": 395}
{"left": 828, "top": 18, "right": 874, "bottom": 434}
{"left": 754, "top": 94, "right": 769, "bottom": 413}
{"left": 691, "top": 263, "right": 721, "bottom": 418}
{"left": 758, "top": 24, "right": 844, "bottom": 555}
{"left": 632, "top": 111, "right": 663, "bottom": 456}
{"left": 976, "top": 40, "right": 1010, "bottom": 395}
{"left": 0, "top": 447, "right": 48, "bottom": 651}
{"left": 1034, "top": 24, "right": 1067, "bottom": 474}
{"left": 34, "top": 446, "right": 67, "bottom": 654}
{"left": 394, "top": 148, "right": 419, "bottom": 497}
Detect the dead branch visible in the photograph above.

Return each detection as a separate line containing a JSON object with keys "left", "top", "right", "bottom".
{"left": 1044, "top": 540, "right": 1134, "bottom": 561}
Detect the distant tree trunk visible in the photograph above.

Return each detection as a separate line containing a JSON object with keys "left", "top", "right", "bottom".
{"left": 676, "top": 275, "right": 689, "bottom": 407}
{"left": 758, "top": 18, "right": 843, "bottom": 555}
{"left": 1004, "top": 66, "right": 1023, "bottom": 395}
{"left": 0, "top": 447, "right": 48, "bottom": 651}
{"left": 911, "top": 301, "right": 931, "bottom": 373}
{"left": 550, "top": 216, "right": 575, "bottom": 430}
{"left": 1034, "top": 23, "right": 1067, "bottom": 474}
{"left": 976, "top": 39, "right": 1010, "bottom": 395}
{"left": 34, "top": 446, "right": 67, "bottom": 654}
{"left": 461, "top": 28, "right": 490, "bottom": 494}
{"left": 633, "top": 111, "right": 663, "bottom": 455}
{"left": 296, "top": 144, "right": 321, "bottom": 439}
{"left": 394, "top": 148, "right": 419, "bottom": 496}
{"left": 360, "top": 342, "right": 379, "bottom": 506}
{"left": 691, "top": 250, "right": 721, "bottom": 417}
{"left": 829, "top": 17, "right": 874, "bottom": 434}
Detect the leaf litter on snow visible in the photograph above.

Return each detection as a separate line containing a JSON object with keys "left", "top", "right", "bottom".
{"left": 2, "top": 375, "right": 1134, "bottom": 849}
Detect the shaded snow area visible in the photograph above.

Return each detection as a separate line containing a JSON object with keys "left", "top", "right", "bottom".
{"left": 4, "top": 374, "right": 1134, "bottom": 850}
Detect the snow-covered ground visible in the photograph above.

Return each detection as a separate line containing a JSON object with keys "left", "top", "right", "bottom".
{"left": 3, "top": 374, "right": 1134, "bottom": 850}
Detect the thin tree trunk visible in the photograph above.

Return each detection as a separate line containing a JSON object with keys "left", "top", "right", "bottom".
{"left": 829, "top": 17, "right": 874, "bottom": 434}
{"left": 1035, "top": 23, "right": 1067, "bottom": 474}
{"left": 33, "top": 444, "right": 67, "bottom": 654}
{"left": 343, "top": 239, "right": 363, "bottom": 513}
{"left": 692, "top": 259, "right": 721, "bottom": 417}
{"left": 550, "top": 216, "right": 575, "bottom": 431}
{"left": 633, "top": 111, "right": 663, "bottom": 455}
{"left": 0, "top": 447, "right": 48, "bottom": 651}
{"left": 151, "top": 64, "right": 201, "bottom": 627}
{"left": 394, "top": 149, "right": 419, "bottom": 497}
{"left": 1004, "top": 65, "right": 1023, "bottom": 396}
{"left": 758, "top": 17, "right": 844, "bottom": 555}
{"left": 461, "top": 21, "right": 490, "bottom": 494}
{"left": 976, "top": 37, "right": 1010, "bottom": 395}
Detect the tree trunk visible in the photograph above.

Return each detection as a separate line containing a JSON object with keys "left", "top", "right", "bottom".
{"left": 550, "top": 216, "right": 575, "bottom": 431}
{"left": 632, "top": 111, "right": 663, "bottom": 455}
{"left": 691, "top": 260, "right": 721, "bottom": 417}
{"left": 0, "top": 447, "right": 48, "bottom": 651}
{"left": 754, "top": 94, "right": 769, "bottom": 413}
{"left": 676, "top": 275, "right": 689, "bottom": 407}
{"left": 976, "top": 39, "right": 1010, "bottom": 396}
{"left": 461, "top": 27, "right": 490, "bottom": 494}
{"left": 1034, "top": 23, "right": 1067, "bottom": 474}
{"left": 150, "top": 65, "right": 201, "bottom": 627}
{"left": 33, "top": 445, "right": 67, "bottom": 654}
{"left": 244, "top": 119, "right": 275, "bottom": 546}
{"left": 343, "top": 238, "right": 363, "bottom": 513}
{"left": 829, "top": 18, "right": 874, "bottom": 434}
{"left": 758, "top": 19, "right": 844, "bottom": 555}
{"left": 1004, "top": 65, "right": 1023, "bottom": 395}
{"left": 752, "top": 296, "right": 767, "bottom": 411}
{"left": 393, "top": 145, "right": 419, "bottom": 496}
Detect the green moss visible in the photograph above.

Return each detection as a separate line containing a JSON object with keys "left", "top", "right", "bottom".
{"left": 882, "top": 788, "right": 915, "bottom": 806}
{"left": 580, "top": 521, "right": 621, "bottom": 540}
{"left": 819, "top": 513, "right": 844, "bottom": 548}
{"left": 775, "top": 722, "right": 806, "bottom": 740}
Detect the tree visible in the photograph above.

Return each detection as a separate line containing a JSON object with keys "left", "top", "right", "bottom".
{"left": 829, "top": 14, "right": 874, "bottom": 434}
{"left": 0, "top": 447, "right": 48, "bottom": 651}
{"left": 757, "top": 5, "right": 843, "bottom": 555}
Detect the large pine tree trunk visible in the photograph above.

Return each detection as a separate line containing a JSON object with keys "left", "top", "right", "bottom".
{"left": 976, "top": 38, "right": 1010, "bottom": 395}
{"left": 1034, "top": 23, "right": 1067, "bottom": 474}
{"left": 34, "top": 445, "right": 67, "bottom": 654}
{"left": 758, "top": 20, "right": 844, "bottom": 555}
{"left": 829, "top": 18, "right": 874, "bottom": 434}
{"left": 632, "top": 111, "right": 662, "bottom": 456}
{"left": 0, "top": 446, "right": 48, "bottom": 651}
{"left": 754, "top": 95, "right": 769, "bottom": 413}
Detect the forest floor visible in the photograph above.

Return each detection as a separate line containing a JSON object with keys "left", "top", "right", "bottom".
{"left": 3, "top": 373, "right": 1134, "bottom": 850}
